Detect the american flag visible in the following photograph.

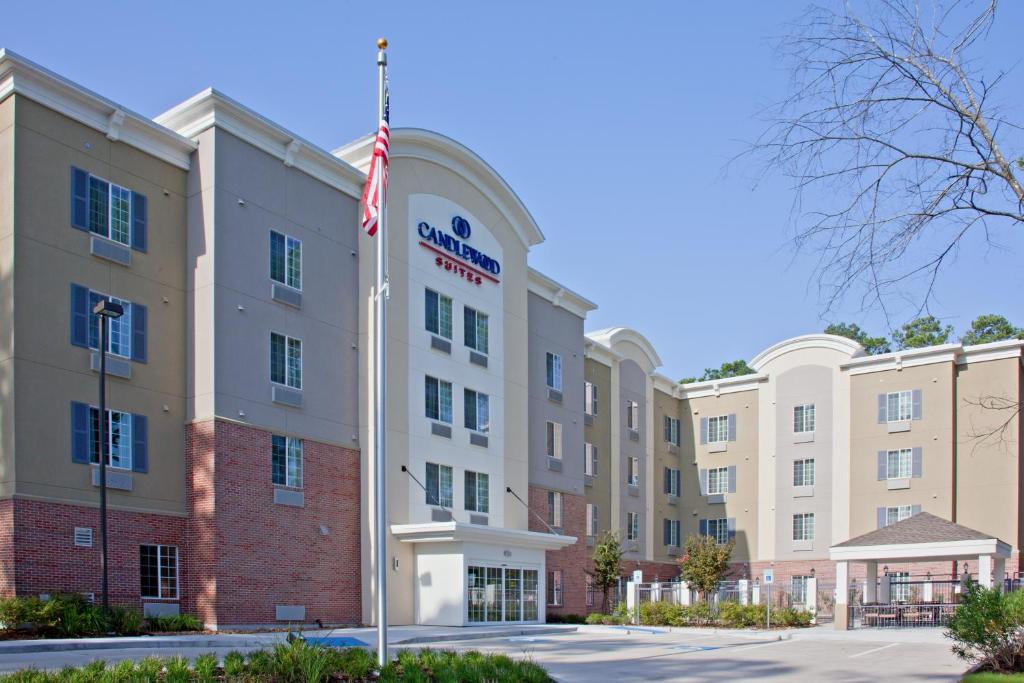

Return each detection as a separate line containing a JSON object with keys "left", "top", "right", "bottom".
{"left": 361, "top": 89, "right": 390, "bottom": 237}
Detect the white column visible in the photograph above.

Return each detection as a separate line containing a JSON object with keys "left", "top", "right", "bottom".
{"left": 680, "top": 581, "right": 691, "bottom": 606}
{"left": 835, "top": 563, "right": 849, "bottom": 605}
{"left": 994, "top": 557, "right": 1006, "bottom": 593}
{"left": 626, "top": 581, "right": 637, "bottom": 615}
{"left": 979, "top": 555, "right": 994, "bottom": 588}
{"left": 923, "top": 581, "right": 933, "bottom": 602}
{"left": 806, "top": 577, "right": 818, "bottom": 624}
{"left": 738, "top": 579, "right": 749, "bottom": 605}
{"left": 879, "top": 574, "right": 891, "bottom": 603}
{"left": 752, "top": 582, "right": 761, "bottom": 605}
{"left": 865, "top": 561, "right": 877, "bottom": 603}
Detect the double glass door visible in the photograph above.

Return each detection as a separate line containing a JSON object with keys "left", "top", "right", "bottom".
{"left": 468, "top": 566, "right": 539, "bottom": 623}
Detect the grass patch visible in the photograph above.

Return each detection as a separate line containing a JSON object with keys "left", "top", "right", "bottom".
{"left": 962, "top": 674, "right": 1024, "bottom": 682}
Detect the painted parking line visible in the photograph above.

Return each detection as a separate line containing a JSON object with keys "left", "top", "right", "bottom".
{"left": 674, "top": 644, "right": 723, "bottom": 654}
{"left": 849, "top": 642, "right": 899, "bottom": 659}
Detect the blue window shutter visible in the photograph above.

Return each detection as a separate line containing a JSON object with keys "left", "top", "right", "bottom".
{"left": 663, "top": 519, "right": 670, "bottom": 545}
{"left": 910, "top": 504, "right": 922, "bottom": 516}
{"left": 877, "top": 451, "right": 888, "bottom": 481}
{"left": 70, "top": 284, "right": 91, "bottom": 347}
{"left": 877, "top": 394, "right": 887, "bottom": 423}
{"left": 728, "top": 466, "right": 737, "bottom": 494}
{"left": 912, "top": 389, "right": 922, "bottom": 420}
{"left": 699, "top": 417, "right": 708, "bottom": 444}
{"left": 877, "top": 507, "right": 887, "bottom": 529}
{"left": 71, "top": 167, "right": 90, "bottom": 230}
{"left": 698, "top": 468, "right": 708, "bottom": 496}
{"left": 132, "top": 414, "right": 148, "bottom": 473}
{"left": 699, "top": 519, "right": 708, "bottom": 537}
{"left": 71, "top": 401, "right": 91, "bottom": 463}
{"left": 131, "top": 303, "right": 147, "bottom": 363}
{"left": 727, "top": 517, "right": 736, "bottom": 541}
{"left": 131, "top": 192, "right": 147, "bottom": 252}
{"left": 727, "top": 414, "right": 737, "bottom": 441}
{"left": 674, "top": 470, "right": 680, "bottom": 494}
{"left": 663, "top": 467, "right": 671, "bottom": 494}
{"left": 912, "top": 447, "right": 922, "bottom": 478}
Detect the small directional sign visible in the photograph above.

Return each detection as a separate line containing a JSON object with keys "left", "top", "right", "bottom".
{"left": 763, "top": 569, "right": 774, "bottom": 585}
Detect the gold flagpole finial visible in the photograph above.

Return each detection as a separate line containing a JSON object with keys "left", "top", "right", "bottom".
{"left": 377, "top": 38, "right": 388, "bottom": 50}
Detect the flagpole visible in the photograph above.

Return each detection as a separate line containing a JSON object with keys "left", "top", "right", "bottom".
{"left": 373, "top": 37, "right": 389, "bottom": 668}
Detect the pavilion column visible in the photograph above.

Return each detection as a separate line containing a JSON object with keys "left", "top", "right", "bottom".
{"left": 978, "top": 555, "right": 994, "bottom": 588}
{"left": 865, "top": 561, "right": 878, "bottom": 603}
{"left": 834, "top": 562, "right": 849, "bottom": 631}
{"left": 993, "top": 557, "right": 1006, "bottom": 592}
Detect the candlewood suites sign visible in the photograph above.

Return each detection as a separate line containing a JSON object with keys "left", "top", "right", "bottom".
{"left": 417, "top": 216, "right": 501, "bottom": 286}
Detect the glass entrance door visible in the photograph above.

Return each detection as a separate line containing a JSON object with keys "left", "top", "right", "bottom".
{"left": 504, "top": 568, "right": 522, "bottom": 621}
{"left": 467, "top": 565, "right": 538, "bottom": 623}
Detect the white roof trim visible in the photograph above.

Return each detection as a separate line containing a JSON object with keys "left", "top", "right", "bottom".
{"left": 0, "top": 49, "right": 196, "bottom": 169}
{"left": 750, "top": 333, "right": 864, "bottom": 371}
{"left": 335, "top": 128, "right": 545, "bottom": 249}
{"left": 390, "top": 522, "right": 577, "bottom": 551}
{"left": 652, "top": 372, "right": 681, "bottom": 397}
{"left": 830, "top": 537, "right": 1012, "bottom": 562}
{"left": 527, "top": 267, "right": 597, "bottom": 319}
{"left": 584, "top": 338, "right": 619, "bottom": 367}
{"left": 679, "top": 373, "right": 767, "bottom": 399}
{"left": 586, "top": 327, "right": 662, "bottom": 371}
{"left": 841, "top": 339, "right": 1024, "bottom": 375}
{"left": 155, "top": 88, "right": 365, "bottom": 197}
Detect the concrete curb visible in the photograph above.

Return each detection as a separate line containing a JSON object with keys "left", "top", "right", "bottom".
{"left": 577, "top": 624, "right": 795, "bottom": 641}
{"left": 394, "top": 626, "right": 579, "bottom": 645}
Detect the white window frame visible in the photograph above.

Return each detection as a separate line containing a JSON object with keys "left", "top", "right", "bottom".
{"left": 584, "top": 381, "right": 598, "bottom": 416}
{"left": 548, "top": 490, "right": 563, "bottom": 528}
{"left": 665, "top": 416, "right": 680, "bottom": 445}
{"left": 464, "top": 470, "right": 489, "bottom": 513}
{"left": 886, "top": 505, "right": 913, "bottom": 526}
{"left": 793, "top": 512, "right": 815, "bottom": 541}
{"left": 792, "top": 575, "right": 810, "bottom": 605}
{"left": 425, "top": 376, "right": 453, "bottom": 424}
{"left": 793, "top": 404, "right": 815, "bottom": 433}
{"left": 271, "top": 434, "right": 303, "bottom": 488}
{"left": 425, "top": 462, "right": 453, "bottom": 508}
{"left": 627, "top": 457, "right": 640, "bottom": 486}
{"left": 270, "top": 332, "right": 302, "bottom": 389}
{"left": 89, "top": 406, "right": 133, "bottom": 470}
{"left": 887, "top": 390, "right": 913, "bottom": 423}
{"left": 886, "top": 448, "right": 913, "bottom": 480}
{"left": 586, "top": 503, "right": 597, "bottom": 536}
{"left": 890, "top": 571, "right": 911, "bottom": 602}
{"left": 464, "top": 388, "right": 490, "bottom": 433}
{"left": 666, "top": 468, "right": 681, "bottom": 496}
{"left": 547, "top": 569, "right": 563, "bottom": 606}
{"left": 425, "top": 288, "right": 453, "bottom": 340}
{"left": 546, "top": 352, "right": 562, "bottom": 390}
{"left": 707, "top": 466, "right": 729, "bottom": 495}
{"left": 626, "top": 401, "right": 639, "bottom": 431}
{"left": 464, "top": 306, "right": 489, "bottom": 354}
{"left": 793, "top": 458, "right": 815, "bottom": 487}
{"left": 270, "top": 230, "right": 302, "bottom": 290}
{"left": 627, "top": 512, "right": 640, "bottom": 541}
{"left": 87, "top": 173, "right": 133, "bottom": 246}
{"left": 666, "top": 519, "right": 680, "bottom": 547}
{"left": 707, "top": 414, "right": 729, "bottom": 443}
{"left": 707, "top": 518, "right": 729, "bottom": 545}
{"left": 584, "top": 442, "right": 597, "bottom": 476}
{"left": 88, "top": 290, "right": 133, "bottom": 359}
{"left": 139, "top": 544, "right": 178, "bottom": 600}
{"left": 546, "top": 421, "right": 563, "bottom": 459}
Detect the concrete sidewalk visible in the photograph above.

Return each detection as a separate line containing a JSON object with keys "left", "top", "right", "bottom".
{"left": 0, "top": 624, "right": 578, "bottom": 655}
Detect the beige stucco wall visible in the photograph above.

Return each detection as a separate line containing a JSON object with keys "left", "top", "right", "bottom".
{"left": 955, "top": 357, "right": 1021, "bottom": 548}
{"left": 584, "top": 357, "right": 612, "bottom": 536}
{"left": 681, "top": 388, "right": 759, "bottom": 562}
{"left": 848, "top": 362, "right": 956, "bottom": 537}
{"left": 8, "top": 95, "right": 188, "bottom": 514}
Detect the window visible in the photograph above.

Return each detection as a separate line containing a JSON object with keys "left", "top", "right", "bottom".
{"left": 793, "top": 458, "right": 815, "bottom": 487}
{"left": 140, "top": 544, "right": 178, "bottom": 599}
{"left": 664, "top": 416, "right": 680, "bottom": 445}
{"left": 464, "top": 389, "right": 490, "bottom": 432}
{"left": 271, "top": 435, "right": 303, "bottom": 488}
{"left": 88, "top": 292, "right": 133, "bottom": 358}
{"left": 707, "top": 466, "right": 729, "bottom": 495}
{"left": 464, "top": 306, "right": 489, "bottom": 354}
{"left": 626, "top": 401, "right": 639, "bottom": 431}
{"left": 585, "top": 574, "right": 594, "bottom": 607}
{"left": 664, "top": 519, "right": 681, "bottom": 547}
{"left": 425, "top": 462, "right": 453, "bottom": 507}
{"left": 425, "top": 289, "right": 453, "bottom": 339}
{"left": 89, "top": 407, "right": 133, "bottom": 470}
{"left": 546, "top": 421, "right": 562, "bottom": 459}
{"left": 887, "top": 449, "right": 912, "bottom": 479}
{"left": 706, "top": 518, "right": 729, "bottom": 545}
{"left": 793, "top": 512, "right": 815, "bottom": 541}
{"left": 708, "top": 415, "right": 729, "bottom": 443}
{"left": 665, "top": 467, "right": 680, "bottom": 496}
{"left": 270, "top": 231, "right": 302, "bottom": 290}
{"left": 87, "top": 175, "right": 133, "bottom": 245}
{"left": 584, "top": 381, "right": 598, "bottom": 415}
{"left": 425, "top": 376, "right": 453, "bottom": 423}
{"left": 547, "top": 570, "right": 563, "bottom": 606}
{"left": 270, "top": 333, "right": 302, "bottom": 389}
{"left": 464, "top": 471, "right": 489, "bottom": 513}
{"left": 887, "top": 391, "right": 913, "bottom": 422}
{"left": 792, "top": 576, "right": 810, "bottom": 605}
{"left": 627, "top": 457, "right": 640, "bottom": 486}
{"left": 586, "top": 503, "right": 598, "bottom": 536}
{"left": 890, "top": 571, "right": 911, "bottom": 602}
{"left": 627, "top": 512, "right": 640, "bottom": 541}
{"left": 886, "top": 505, "right": 913, "bottom": 526}
{"left": 584, "top": 443, "right": 597, "bottom": 476}
{"left": 794, "top": 404, "right": 815, "bottom": 433}
{"left": 546, "top": 352, "right": 562, "bottom": 390}
{"left": 547, "top": 491, "right": 563, "bottom": 528}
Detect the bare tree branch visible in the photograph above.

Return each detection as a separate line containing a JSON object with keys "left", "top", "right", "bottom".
{"left": 962, "top": 393, "right": 1021, "bottom": 452}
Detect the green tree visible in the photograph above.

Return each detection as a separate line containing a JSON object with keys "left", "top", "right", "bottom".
{"left": 680, "top": 360, "right": 755, "bottom": 385}
{"left": 946, "top": 582, "right": 1024, "bottom": 672}
{"left": 961, "top": 314, "right": 1023, "bottom": 346}
{"left": 892, "top": 315, "right": 953, "bottom": 350}
{"left": 592, "top": 531, "right": 623, "bottom": 613}
{"left": 824, "top": 322, "right": 891, "bottom": 355}
{"left": 677, "top": 534, "right": 734, "bottom": 599}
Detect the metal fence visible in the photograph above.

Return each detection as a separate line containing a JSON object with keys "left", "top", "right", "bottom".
{"left": 849, "top": 603, "right": 957, "bottom": 628}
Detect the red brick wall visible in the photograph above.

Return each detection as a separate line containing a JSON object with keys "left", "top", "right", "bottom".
{"left": 0, "top": 498, "right": 186, "bottom": 610}
{"left": 528, "top": 486, "right": 590, "bottom": 616}
{"left": 185, "top": 420, "right": 362, "bottom": 627}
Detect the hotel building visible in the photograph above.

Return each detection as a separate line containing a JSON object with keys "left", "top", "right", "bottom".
{"left": 0, "top": 51, "right": 1019, "bottom": 627}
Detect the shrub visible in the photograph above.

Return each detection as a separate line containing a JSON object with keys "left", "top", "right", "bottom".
{"left": 222, "top": 651, "right": 246, "bottom": 678}
{"left": 192, "top": 653, "right": 217, "bottom": 683}
{"left": 106, "top": 607, "right": 142, "bottom": 636}
{"left": 584, "top": 612, "right": 606, "bottom": 625}
{"left": 719, "top": 602, "right": 767, "bottom": 628}
{"left": 947, "top": 583, "right": 1024, "bottom": 672}
{"left": 144, "top": 613, "right": 202, "bottom": 633}
{"left": 774, "top": 607, "right": 813, "bottom": 627}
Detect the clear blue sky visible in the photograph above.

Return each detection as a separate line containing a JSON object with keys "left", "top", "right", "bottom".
{"left": 4, "top": 1, "right": 1022, "bottom": 380}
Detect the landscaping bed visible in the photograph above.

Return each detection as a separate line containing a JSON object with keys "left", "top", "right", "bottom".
{"left": 581, "top": 601, "right": 814, "bottom": 628}
{"left": 0, "top": 638, "right": 552, "bottom": 682}
{"left": 0, "top": 595, "right": 202, "bottom": 639}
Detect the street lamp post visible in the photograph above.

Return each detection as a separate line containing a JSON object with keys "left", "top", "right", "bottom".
{"left": 93, "top": 299, "right": 123, "bottom": 615}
